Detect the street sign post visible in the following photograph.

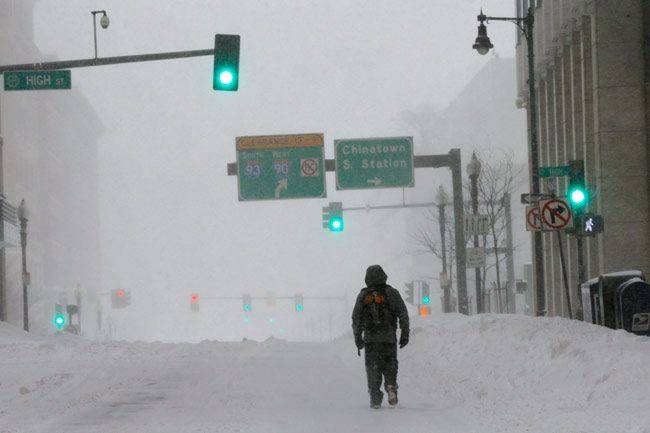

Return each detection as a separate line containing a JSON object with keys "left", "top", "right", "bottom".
{"left": 236, "top": 133, "right": 326, "bottom": 201}
{"left": 335, "top": 136, "right": 414, "bottom": 190}
{"left": 464, "top": 214, "right": 489, "bottom": 236}
{"left": 466, "top": 247, "right": 486, "bottom": 268}
{"left": 3, "top": 70, "right": 71, "bottom": 91}
{"left": 525, "top": 206, "right": 541, "bottom": 231}
{"left": 539, "top": 197, "right": 573, "bottom": 231}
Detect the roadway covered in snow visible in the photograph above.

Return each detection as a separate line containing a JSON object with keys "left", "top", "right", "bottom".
{"left": 2, "top": 314, "right": 650, "bottom": 433}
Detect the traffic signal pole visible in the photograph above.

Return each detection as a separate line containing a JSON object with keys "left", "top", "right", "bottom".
{"left": 227, "top": 148, "right": 470, "bottom": 314}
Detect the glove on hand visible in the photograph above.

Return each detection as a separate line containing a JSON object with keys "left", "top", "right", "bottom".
{"left": 355, "top": 335, "right": 364, "bottom": 350}
{"left": 399, "top": 333, "right": 409, "bottom": 348}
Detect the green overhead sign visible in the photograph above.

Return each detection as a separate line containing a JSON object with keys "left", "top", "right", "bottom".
{"left": 236, "top": 133, "right": 326, "bottom": 201}
{"left": 335, "top": 136, "right": 414, "bottom": 190}
{"left": 3, "top": 70, "right": 71, "bottom": 91}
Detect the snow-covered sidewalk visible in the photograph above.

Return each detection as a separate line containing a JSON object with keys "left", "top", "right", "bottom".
{"left": 1, "top": 314, "right": 649, "bottom": 433}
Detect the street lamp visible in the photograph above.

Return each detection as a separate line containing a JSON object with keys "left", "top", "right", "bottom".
{"left": 466, "top": 152, "right": 483, "bottom": 314}
{"left": 472, "top": 6, "right": 545, "bottom": 317}
{"left": 17, "top": 199, "right": 28, "bottom": 332}
{"left": 91, "top": 10, "right": 110, "bottom": 59}
{"left": 472, "top": 11, "right": 494, "bottom": 55}
{"left": 435, "top": 185, "right": 450, "bottom": 313}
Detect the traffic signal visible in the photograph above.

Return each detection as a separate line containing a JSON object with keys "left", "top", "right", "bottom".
{"left": 574, "top": 213, "right": 604, "bottom": 236}
{"left": 567, "top": 160, "right": 588, "bottom": 214}
{"left": 111, "top": 289, "right": 131, "bottom": 309}
{"left": 243, "top": 294, "right": 252, "bottom": 312}
{"left": 420, "top": 281, "right": 431, "bottom": 306}
{"left": 419, "top": 305, "right": 430, "bottom": 317}
{"left": 322, "top": 202, "right": 344, "bottom": 232}
{"left": 190, "top": 293, "right": 200, "bottom": 312}
{"left": 213, "top": 34, "right": 240, "bottom": 91}
{"left": 404, "top": 282, "right": 415, "bottom": 305}
{"left": 294, "top": 294, "right": 304, "bottom": 312}
{"left": 53, "top": 304, "right": 66, "bottom": 330}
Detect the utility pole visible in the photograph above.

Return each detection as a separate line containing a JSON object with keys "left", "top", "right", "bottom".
{"left": 436, "top": 186, "right": 450, "bottom": 313}
{"left": 503, "top": 193, "right": 516, "bottom": 313}
{"left": 467, "top": 152, "right": 482, "bottom": 313}
{"left": 18, "top": 199, "right": 28, "bottom": 331}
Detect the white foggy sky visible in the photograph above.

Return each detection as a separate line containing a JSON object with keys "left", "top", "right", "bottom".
{"left": 28, "top": 1, "right": 517, "bottom": 341}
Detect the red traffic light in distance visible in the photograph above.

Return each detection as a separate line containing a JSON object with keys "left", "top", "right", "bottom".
{"left": 190, "top": 294, "right": 199, "bottom": 303}
{"left": 116, "top": 289, "right": 126, "bottom": 298}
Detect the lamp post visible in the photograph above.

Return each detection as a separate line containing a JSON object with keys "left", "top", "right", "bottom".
{"left": 17, "top": 199, "right": 28, "bottom": 332}
{"left": 91, "top": 10, "right": 110, "bottom": 59}
{"left": 466, "top": 152, "right": 482, "bottom": 314}
{"left": 473, "top": 6, "right": 545, "bottom": 316}
{"left": 436, "top": 185, "right": 450, "bottom": 313}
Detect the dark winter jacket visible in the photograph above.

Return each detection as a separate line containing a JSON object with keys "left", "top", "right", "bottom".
{"left": 351, "top": 265, "right": 410, "bottom": 344}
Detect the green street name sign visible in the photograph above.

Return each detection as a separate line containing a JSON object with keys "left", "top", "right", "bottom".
{"left": 539, "top": 165, "right": 571, "bottom": 178}
{"left": 236, "top": 133, "right": 326, "bottom": 201}
{"left": 335, "top": 136, "right": 414, "bottom": 190}
{"left": 3, "top": 70, "right": 71, "bottom": 91}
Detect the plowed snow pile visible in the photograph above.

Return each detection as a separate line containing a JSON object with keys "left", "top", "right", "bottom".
{"left": 1, "top": 314, "right": 649, "bottom": 433}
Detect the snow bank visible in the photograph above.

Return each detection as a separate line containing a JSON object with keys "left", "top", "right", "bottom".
{"left": 2, "top": 315, "right": 649, "bottom": 433}
{"left": 400, "top": 314, "right": 650, "bottom": 433}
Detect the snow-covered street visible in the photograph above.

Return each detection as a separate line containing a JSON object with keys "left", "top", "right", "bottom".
{"left": 2, "top": 314, "right": 650, "bottom": 433}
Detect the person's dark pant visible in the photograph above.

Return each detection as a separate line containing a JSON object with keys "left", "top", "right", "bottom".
{"left": 364, "top": 342, "right": 398, "bottom": 404}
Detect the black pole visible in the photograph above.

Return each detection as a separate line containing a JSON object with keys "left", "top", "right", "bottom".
{"left": 470, "top": 171, "right": 482, "bottom": 314}
{"left": 555, "top": 231, "right": 573, "bottom": 319}
{"left": 524, "top": 10, "right": 546, "bottom": 317}
{"left": 450, "top": 150, "right": 468, "bottom": 315}
{"left": 438, "top": 201, "right": 449, "bottom": 312}
{"left": 20, "top": 213, "right": 28, "bottom": 331}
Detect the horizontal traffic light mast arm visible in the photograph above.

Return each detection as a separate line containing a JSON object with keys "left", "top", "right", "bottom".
{"left": 199, "top": 295, "right": 345, "bottom": 301}
{"left": 0, "top": 48, "right": 214, "bottom": 73}
{"left": 226, "top": 154, "right": 453, "bottom": 176}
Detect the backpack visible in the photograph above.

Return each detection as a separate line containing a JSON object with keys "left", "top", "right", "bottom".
{"left": 361, "top": 287, "right": 393, "bottom": 332}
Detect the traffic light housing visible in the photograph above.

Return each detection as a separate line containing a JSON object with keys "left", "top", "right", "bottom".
{"left": 404, "top": 282, "right": 415, "bottom": 305}
{"left": 420, "top": 281, "right": 431, "bottom": 306}
{"left": 574, "top": 213, "right": 604, "bottom": 236}
{"left": 322, "top": 202, "right": 344, "bottom": 232}
{"left": 243, "top": 294, "right": 252, "bottom": 312}
{"left": 111, "top": 289, "right": 131, "bottom": 309}
{"left": 213, "top": 34, "right": 240, "bottom": 91}
{"left": 190, "top": 293, "right": 200, "bottom": 312}
{"left": 294, "top": 294, "right": 304, "bottom": 312}
{"left": 567, "top": 160, "right": 588, "bottom": 214}
{"left": 53, "top": 304, "right": 66, "bottom": 330}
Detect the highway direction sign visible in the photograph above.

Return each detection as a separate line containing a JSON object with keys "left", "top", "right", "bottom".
{"left": 540, "top": 197, "right": 573, "bottom": 231}
{"left": 335, "top": 136, "right": 414, "bottom": 190}
{"left": 3, "top": 70, "right": 71, "bottom": 91}
{"left": 525, "top": 206, "right": 541, "bottom": 231}
{"left": 236, "top": 133, "right": 326, "bottom": 201}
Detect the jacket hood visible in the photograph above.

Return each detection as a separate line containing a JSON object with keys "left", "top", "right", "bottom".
{"left": 365, "top": 265, "right": 388, "bottom": 287}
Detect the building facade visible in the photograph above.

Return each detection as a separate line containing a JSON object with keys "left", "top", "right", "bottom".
{"left": 515, "top": 0, "right": 650, "bottom": 317}
{"left": 0, "top": 0, "right": 102, "bottom": 331}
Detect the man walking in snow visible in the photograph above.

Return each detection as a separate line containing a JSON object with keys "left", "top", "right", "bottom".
{"left": 352, "top": 265, "right": 410, "bottom": 409}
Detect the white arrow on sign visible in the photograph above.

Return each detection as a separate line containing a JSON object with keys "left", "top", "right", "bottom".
{"left": 275, "top": 178, "right": 288, "bottom": 198}
{"left": 367, "top": 177, "right": 382, "bottom": 186}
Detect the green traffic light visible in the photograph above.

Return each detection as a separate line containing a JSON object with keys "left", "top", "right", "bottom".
{"left": 329, "top": 216, "right": 344, "bottom": 232}
{"left": 570, "top": 188, "right": 586, "bottom": 205}
{"left": 422, "top": 296, "right": 431, "bottom": 305}
{"left": 296, "top": 304, "right": 304, "bottom": 312}
{"left": 53, "top": 314, "right": 66, "bottom": 330}
{"left": 219, "top": 70, "right": 233, "bottom": 85}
